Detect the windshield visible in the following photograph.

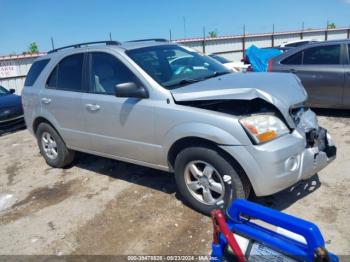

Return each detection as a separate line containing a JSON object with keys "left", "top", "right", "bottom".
{"left": 126, "top": 45, "right": 230, "bottom": 89}
{"left": 0, "top": 86, "right": 10, "bottom": 96}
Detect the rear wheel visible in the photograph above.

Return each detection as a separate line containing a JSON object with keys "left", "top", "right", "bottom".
{"left": 174, "top": 146, "right": 250, "bottom": 215}
{"left": 36, "top": 123, "right": 75, "bottom": 168}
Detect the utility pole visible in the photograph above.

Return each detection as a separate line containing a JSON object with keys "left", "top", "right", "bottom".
{"left": 169, "top": 29, "right": 172, "bottom": 42}
{"left": 202, "top": 26, "right": 206, "bottom": 54}
{"left": 301, "top": 22, "right": 304, "bottom": 39}
{"left": 271, "top": 24, "right": 275, "bottom": 47}
{"left": 183, "top": 16, "right": 187, "bottom": 38}
{"left": 242, "top": 24, "right": 246, "bottom": 58}
{"left": 109, "top": 32, "right": 112, "bottom": 41}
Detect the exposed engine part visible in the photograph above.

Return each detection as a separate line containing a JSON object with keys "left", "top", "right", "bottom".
{"left": 290, "top": 107, "right": 319, "bottom": 131}
{"left": 306, "top": 127, "right": 337, "bottom": 158}
{"left": 177, "top": 98, "right": 285, "bottom": 119}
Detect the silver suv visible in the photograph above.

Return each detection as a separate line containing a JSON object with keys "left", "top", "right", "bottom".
{"left": 22, "top": 40, "right": 336, "bottom": 214}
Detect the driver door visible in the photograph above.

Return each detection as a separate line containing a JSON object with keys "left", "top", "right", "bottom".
{"left": 81, "top": 52, "right": 156, "bottom": 164}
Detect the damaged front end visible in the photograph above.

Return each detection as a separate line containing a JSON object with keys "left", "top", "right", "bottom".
{"left": 288, "top": 107, "right": 337, "bottom": 180}
{"left": 171, "top": 72, "right": 336, "bottom": 193}
{"left": 291, "top": 107, "right": 337, "bottom": 159}
{"left": 177, "top": 97, "right": 336, "bottom": 191}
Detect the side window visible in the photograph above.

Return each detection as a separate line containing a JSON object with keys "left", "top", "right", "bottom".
{"left": 24, "top": 59, "right": 50, "bottom": 86}
{"left": 46, "top": 66, "right": 58, "bottom": 88}
{"left": 90, "top": 52, "right": 138, "bottom": 95}
{"left": 46, "top": 53, "right": 84, "bottom": 91}
{"left": 303, "top": 45, "right": 340, "bottom": 65}
{"left": 281, "top": 52, "right": 302, "bottom": 65}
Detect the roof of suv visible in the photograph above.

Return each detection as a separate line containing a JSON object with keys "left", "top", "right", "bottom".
{"left": 271, "top": 39, "right": 350, "bottom": 63}
{"left": 287, "top": 39, "right": 350, "bottom": 50}
{"left": 46, "top": 39, "right": 175, "bottom": 56}
{"left": 35, "top": 40, "right": 177, "bottom": 62}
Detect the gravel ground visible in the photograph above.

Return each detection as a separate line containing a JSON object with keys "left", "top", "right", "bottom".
{"left": 0, "top": 110, "right": 349, "bottom": 257}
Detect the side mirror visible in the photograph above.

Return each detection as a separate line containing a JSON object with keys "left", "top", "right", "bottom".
{"left": 9, "top": 89, "right": 15, "bottom": 94}
{"left": 115, "top": 82, "right": 148, "bottom": 99}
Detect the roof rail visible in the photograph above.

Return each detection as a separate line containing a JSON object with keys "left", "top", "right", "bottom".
{"left": 126, "top": 38, "right": 169, "bottom": 43}
{"left": 48, "top": 40, "right": 121, "bottom": 54}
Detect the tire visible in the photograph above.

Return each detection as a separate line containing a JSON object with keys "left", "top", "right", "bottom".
{"left": 36, "top": 123, "right": 75, "bottom": 168}
{"left": 174, "top": 146, "right": 250, "bottom": 215}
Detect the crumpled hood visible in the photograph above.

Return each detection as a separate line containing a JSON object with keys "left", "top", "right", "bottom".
{"left": 171, "top": 72, "right": 307, "bottom": 127}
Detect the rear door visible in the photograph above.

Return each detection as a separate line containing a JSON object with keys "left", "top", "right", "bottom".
{"left": 343, "top": 44, "right": 350, "bottom": 107}
{"left": 277, "top": 44, "right": 344, "bottom": 107}
{"left": 299, "top": 44, "right": 344, "bottom": 107}
{"left": 40, "top": 53, "right": 90, "bottom": 149}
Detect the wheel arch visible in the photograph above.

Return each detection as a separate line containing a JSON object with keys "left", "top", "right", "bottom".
{"left": 167, "top": 136, "right": 251, "bottom": 195}
{"left": 33, "top": 116, "right": 60, "bottom": 136}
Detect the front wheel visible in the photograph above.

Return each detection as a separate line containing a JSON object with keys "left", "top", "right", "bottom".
{"left": 174, "top": 146, "right": 250, "bottom": 215}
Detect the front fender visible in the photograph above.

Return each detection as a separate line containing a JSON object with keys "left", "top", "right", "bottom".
{"left": 164, "top": 122, "right": 243, "bottom": 149}
{"left": 157, "top": 122, "right": 245, "bottom": 166}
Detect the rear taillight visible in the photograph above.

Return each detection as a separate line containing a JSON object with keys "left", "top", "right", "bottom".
{"left": 268, "top": 60, "right": 273, "bottom": 72}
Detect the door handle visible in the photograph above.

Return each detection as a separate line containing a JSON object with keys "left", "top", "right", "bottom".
{"left": 41, "top": 97, "right": 51, "bottom": 104}
{"left": 86, "top": 104, "right": 101, "bottom": 111}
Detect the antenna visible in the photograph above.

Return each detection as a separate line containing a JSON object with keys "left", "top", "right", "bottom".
{"left": 51, "top": 37, "right": 55, "bottom": 50}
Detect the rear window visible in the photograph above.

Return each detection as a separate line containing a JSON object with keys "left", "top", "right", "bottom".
{"left": 24, "top": 59, "right": 50, "bottom": 86}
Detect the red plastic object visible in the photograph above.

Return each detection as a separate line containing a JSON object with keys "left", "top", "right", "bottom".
{"left": 211, "top": 209, "right": 246, "bottom": 262}
{"left": 268, "top": 59, "right": 273, "bottom": 72}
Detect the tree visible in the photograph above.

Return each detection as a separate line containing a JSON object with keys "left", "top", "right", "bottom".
{"left": 28, "top": 42, "right": 39, "bottom": 53}
{"left": 208, "top": 30, "right": 218, "bottom": 38}
{"left": 327, "top": 22, "right": 336, "bottom": 29}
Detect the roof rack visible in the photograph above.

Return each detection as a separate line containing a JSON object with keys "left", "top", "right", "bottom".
{"left": 48, "top": 40, "right": 121, "bottom": 54}
{"left": 126, "top": 38, "right": 169, "bottom": 43}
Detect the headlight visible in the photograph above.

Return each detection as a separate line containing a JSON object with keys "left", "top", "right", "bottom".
{"left": 239, "top": 115, "right": 289, "bottom": 144}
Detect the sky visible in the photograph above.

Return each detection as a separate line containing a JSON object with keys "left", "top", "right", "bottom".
{"left": 0, "top": 0, "right": 350, "bottom": 55}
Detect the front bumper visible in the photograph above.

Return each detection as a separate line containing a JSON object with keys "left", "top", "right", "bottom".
{"left": 220, "top": 126, "right": 336, "bottom": 197}
{"left": 0, "top": 115, "right": 25, "bottom": 130}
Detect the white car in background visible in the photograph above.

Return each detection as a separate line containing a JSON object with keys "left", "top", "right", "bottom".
{"left": 279, "top": 39, "right": 319, "bottom": 49}
{"left": 209, "top": 54, "right": 249, "bottom": 72}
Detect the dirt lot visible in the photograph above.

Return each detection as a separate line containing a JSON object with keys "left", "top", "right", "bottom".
{"left": 0, "top": 110, "right": 349, "bottom": 257}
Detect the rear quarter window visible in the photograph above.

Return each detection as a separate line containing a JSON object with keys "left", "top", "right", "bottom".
{"left": 24, "top": 59, "right": 50, "bottom": 86}
{"left": 281, "top": 52, "right": 302, "bottom": 65}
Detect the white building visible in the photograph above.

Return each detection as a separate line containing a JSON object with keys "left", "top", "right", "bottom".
{"left": 0, "top": 53, "right": 46, "bottom": 94}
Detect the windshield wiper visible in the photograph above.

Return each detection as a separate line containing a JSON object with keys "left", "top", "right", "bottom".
{"left": 164, "top": 71, "right": 230, "bottom": 88}
{"left": 164, "top": 78, "right": 201, "bottom": 88}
